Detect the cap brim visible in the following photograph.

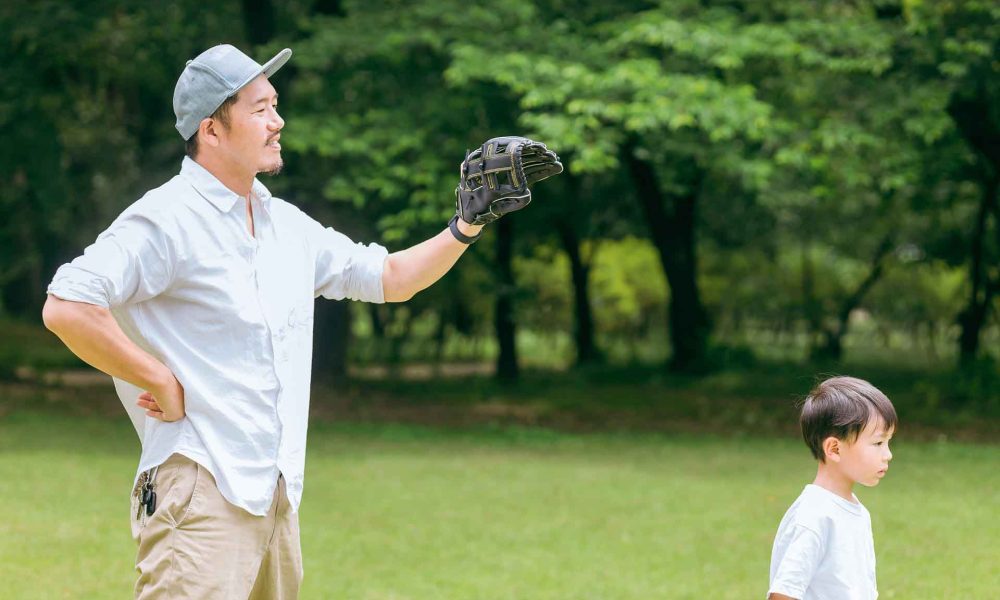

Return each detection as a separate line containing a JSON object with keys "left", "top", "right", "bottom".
{"left": 233, "top": 48, "right": 293, "bottom": 95}
{"left": 261, "top": 48, "right": 292, "bottom": 77}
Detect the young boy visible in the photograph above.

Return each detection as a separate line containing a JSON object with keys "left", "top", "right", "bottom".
{"left": 768, "top": 376, "right": 897, "bottom": 600}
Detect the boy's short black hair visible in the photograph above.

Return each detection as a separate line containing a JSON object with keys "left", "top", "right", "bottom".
{"left": 800, "top": 376, "right": 897, "bottom": 461}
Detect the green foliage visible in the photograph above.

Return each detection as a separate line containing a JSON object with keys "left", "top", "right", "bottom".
{"left": 513, "top": 246, "right": 573, "bottom": 334}
{"left": 0, "top": 0, "right": 244, "bottom": 314}
{"left": 867, "top": 260, "right": 967, "bottom": 329}
{"left": 3, "top": 0, "right": 998, "bottom": 374}
{"left": 283, "top": 1, "right": 536, "bottom": 243}
{"left": 589, "top": 237, "right": 668, "bottom": 342}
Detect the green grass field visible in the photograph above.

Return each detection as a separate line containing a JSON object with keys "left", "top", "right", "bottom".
{"left": 1, "top": 409, "right": 997, "bottom": 599}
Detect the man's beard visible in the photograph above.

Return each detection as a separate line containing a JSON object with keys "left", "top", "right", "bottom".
{"left": 261, "top": 160, "right": 284, "bottom": 176}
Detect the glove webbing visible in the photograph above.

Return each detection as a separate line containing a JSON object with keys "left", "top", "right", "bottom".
{"left": 466, "top": 140, "right": 522, "bottom": 190}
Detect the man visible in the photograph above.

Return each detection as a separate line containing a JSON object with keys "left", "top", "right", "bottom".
{"left": 42, "top": 44, "right": 556, "bottom": 599}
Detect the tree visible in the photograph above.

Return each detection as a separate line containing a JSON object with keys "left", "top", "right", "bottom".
{"left": 448, "top": 1, "right": 922, "bottom": 370}
{"left": 278, "top": 1, "right": 531, "bottom": 379}
{"left": 0, "top": 0, "right": 244, "bottom": 317}
{"left": 902, "top": 0, "right": 1000, "bottom": 363}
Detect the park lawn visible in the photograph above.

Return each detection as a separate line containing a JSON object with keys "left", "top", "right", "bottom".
{"left": 0, "top": 411, "right": 997, "bottom": 599}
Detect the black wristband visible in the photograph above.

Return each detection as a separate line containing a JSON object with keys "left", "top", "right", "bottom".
{"left": 449, "top": 214, "right": 482, "bottom": 244}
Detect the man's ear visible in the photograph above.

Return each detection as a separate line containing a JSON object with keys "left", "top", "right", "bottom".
{"left": 199, "top": 118, "right": 222, "bottom": 148}
{"left": 822, "top": 436, "right": 841, "bottom": 463}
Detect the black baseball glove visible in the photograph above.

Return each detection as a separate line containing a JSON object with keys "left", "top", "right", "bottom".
{"left": 455, "top": 136, "right": 563, "bottom": 226}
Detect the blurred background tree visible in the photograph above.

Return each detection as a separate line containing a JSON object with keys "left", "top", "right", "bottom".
{"left": 2, "top": 0, "right": 997, "bottom": 395}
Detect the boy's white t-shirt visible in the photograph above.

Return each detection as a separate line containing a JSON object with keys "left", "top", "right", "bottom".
{"left": 768, "top": 484, "right": 878, "bottom": 599}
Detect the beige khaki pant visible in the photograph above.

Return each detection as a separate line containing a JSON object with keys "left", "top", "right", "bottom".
{"left": 131, "top": 454, "right": 303, "bottom": 599}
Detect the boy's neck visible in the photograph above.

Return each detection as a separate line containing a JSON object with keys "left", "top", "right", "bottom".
{"left": 813, "top": 463, "right": 858, "bottom": 503}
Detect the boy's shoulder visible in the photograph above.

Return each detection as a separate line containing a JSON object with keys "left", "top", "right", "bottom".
{"left": 783, "top": 485, "right": 869, "bottom": 534}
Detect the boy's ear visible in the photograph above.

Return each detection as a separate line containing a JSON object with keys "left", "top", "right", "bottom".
{"left": 822, "top": 436, "right": 841, "bottom": 463}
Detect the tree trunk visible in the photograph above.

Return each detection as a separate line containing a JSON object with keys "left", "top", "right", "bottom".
{"left": 433, "top": 309, "right": 447, "bottom": 375}
{"left": 623, "top": 143, "right": 708, "bottom": 372}
{"left": 312, "top": 299, "right": 349, "bottom": 382}
{"left": 555, "top": 217, "right": 599, "bottom": 365}
{"left": 366, "top": 304, "right": 388, "bottom": 364}
{"left": 948, "top": 85, "right": 1000, "bottom": 364}
{"left": 801, "top": 241, "right": 822, "bottom": 347}
{"left": 1, "top": 200, "right": 43, "bottom": 318}
{"left": 312, "top": 0, "right": 345, "bottom": 16}
{"left": 957, "top": 172, "right": 998, "bottom": 363}
{"left": 813, "top": 237, "right": 893, "bottom": 362}
{"left": 495, "top": 218, "right": 519, "bottom": 381}
{"left": 242, "top": 0, "right": 275, "bottom": 46}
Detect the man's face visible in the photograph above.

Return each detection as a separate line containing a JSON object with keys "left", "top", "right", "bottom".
{"left": 838, "top": 417, "right": 894, "bottom": 488}
{"left": 216, "top": 75, "right": 284, "bottom": 176}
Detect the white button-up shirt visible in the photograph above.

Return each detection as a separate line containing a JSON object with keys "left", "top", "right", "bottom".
{"left": 47, "top": 157, "right": 387, "bottom": 516}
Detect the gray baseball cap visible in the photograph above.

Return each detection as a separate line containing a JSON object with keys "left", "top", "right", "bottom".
{"left": 173, "top": 44, "right": 292, "bottom": 140}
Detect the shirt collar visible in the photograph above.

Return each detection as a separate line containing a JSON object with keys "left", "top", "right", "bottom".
{"left": 805, "top": 484, "right": 864, "bottom": 515}
{"left": 180, "top": 156, "right": 273, "bottom": 213}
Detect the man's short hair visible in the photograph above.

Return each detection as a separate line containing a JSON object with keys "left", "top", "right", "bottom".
{"left": 184, "top": 94, "right": 240, "bottom": 159}
{"left": 800, "top": 376, "right": 897, "bottom": 461}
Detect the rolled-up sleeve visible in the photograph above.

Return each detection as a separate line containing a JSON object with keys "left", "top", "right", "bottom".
{"left": 47, "top": 211, "right": 176, "bottom": 308}
{"left": 305, "top": 214, "right": 387, "bottom": 303}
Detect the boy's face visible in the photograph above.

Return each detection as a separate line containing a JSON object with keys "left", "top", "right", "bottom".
{"left": 836, "top": 417, "right": 894, "bottom": 487}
